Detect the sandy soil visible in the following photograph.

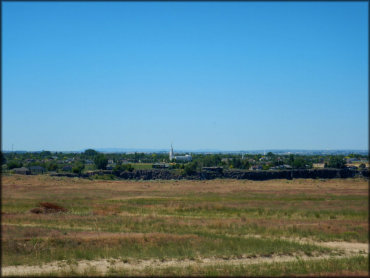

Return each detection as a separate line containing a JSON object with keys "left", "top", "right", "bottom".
{"left": 242, "top": 235, "right": 369, "bottom": 255}
{"left": 2, "top": 254, "right": 367, "bottom": 276}
{"left": 319, "top": 242, "right": 369, "bottom": 254}
{"left": 2, "top": 239, "right": 368, "bottom": 276}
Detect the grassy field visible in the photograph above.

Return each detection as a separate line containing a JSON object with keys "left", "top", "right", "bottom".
{"left": 1, "top": 175, "right": 368, "bottom": 276}
{"left": 131, "top": 163, "right": 153, "bottom": 170}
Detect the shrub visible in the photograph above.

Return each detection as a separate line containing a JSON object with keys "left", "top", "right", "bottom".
{"left": 7, "top": 161, "right": 23, "bottom": 169}
{"left": 325, "top": 156, "right": 346, "bottom": 169}
{"left": 183, "top": 162, "right": 198, "bottom": 176}
{"left": 47, "top": 162, "right": 58, "bottom": 171}
{"left": 72, "top": 163, "right": 85, "bottom": 174}
{"left": 114, "top": 164, "right": 134, "bottom": 172}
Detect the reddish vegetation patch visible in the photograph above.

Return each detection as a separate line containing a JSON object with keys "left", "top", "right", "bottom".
{"left": 39, "top": 202, "right": 68, "bottom": 213}
{"left": 29, "top": 208, "right": 44, "bottom": 214}
{"left": 29, "top": 202, "right": 68, "bottom": 214}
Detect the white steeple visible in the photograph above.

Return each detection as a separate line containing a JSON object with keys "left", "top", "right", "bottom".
{"left": 169, "top": 144, "right": 174, "bottom": 161}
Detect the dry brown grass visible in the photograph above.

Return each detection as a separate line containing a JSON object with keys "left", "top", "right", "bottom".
{"left": 2, "top": 175, "right": 368, "bottom": 197}
{"left": 2, "top": 175, "right": 368, "bottom": 275}
{"left": 1, "top": 175, "right": 368, "bottom": 275}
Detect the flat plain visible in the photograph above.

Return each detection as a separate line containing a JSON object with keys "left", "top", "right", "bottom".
{"left": 1, "top": 175, "right": 368, "bottom": 276}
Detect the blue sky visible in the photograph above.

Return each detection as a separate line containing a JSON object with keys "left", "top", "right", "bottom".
{"left": 2, "top": 2, "right": 368, "bottom": 151}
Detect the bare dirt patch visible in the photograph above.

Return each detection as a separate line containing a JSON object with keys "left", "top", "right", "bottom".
{"left": 319, "top": 242, "right": 369, "bottom": 254}
{"left": 2, "top": 253, "right": 367, "bottom": 276}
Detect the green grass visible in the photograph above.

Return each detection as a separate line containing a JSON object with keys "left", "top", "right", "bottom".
{"left": 104, "top": 194, "right": 367, "bottom": 220}
{"left": 131, "top": 163, "right": 153, "bottom": 170}
{"left": 3, "top": 194, "right": 368, "bottom": 242}
{"left": 2, "top": 176, "right": 368, "bottom": 276}
{"left": 2, "top": 229, "right": 332, "bottom": 266}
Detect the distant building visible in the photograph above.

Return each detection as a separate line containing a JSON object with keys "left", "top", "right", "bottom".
{"left": 62, "top": 165, "right": 72, "bottom": 172}
{"left": 29, "top": 166, "right": 45, "bottom": 174}
{"left": 174, "top": 154, "right": 192, "bottom": 162}
{"left": 313, "top": 163, "right": 325, "bottom": 169}
{"left": 106, "top": 163, "right": 116, "bottom": 170}
{"left": 346, "top": 158, "right": 359, "bottom": 163}
{"left": 169, "top": 145, "right": 174, "bottom": 161}
{"left": 169, "top": 145, "right": 192, "bottom": 162}
{"left": 13, "top": 167, "right": 30, "bottom": 175}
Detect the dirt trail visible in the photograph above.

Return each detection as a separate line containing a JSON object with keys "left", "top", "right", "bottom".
{"left": 315, "top": 241, "right": 368, "bottom": 254}
{"left": 238, "top": 234, "right": 369, "bottom": 255}
{"left": 2, "top": 240, "right": 368, "bottom": 276}
{"left": 1, "top": 254, "right": 359, "bottom": 276}
{"left": 280, "top": 237, "right": 368, "bottom": 254}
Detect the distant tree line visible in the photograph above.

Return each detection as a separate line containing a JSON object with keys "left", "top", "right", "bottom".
{"left": 2, "top": 149, "right": 368, "bottom": 176}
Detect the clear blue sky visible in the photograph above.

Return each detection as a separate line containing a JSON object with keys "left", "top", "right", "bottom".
{"left": 2, "top": 2, "right": 368, "bottom": 151}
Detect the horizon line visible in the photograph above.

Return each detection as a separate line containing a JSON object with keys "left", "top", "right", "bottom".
{"left": 2, "top": 148, "right": 369, "bottom": 154}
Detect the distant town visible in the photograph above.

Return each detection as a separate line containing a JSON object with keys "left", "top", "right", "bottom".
{"left": 2, "top": 146, "right": 368, "bottom": 178}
